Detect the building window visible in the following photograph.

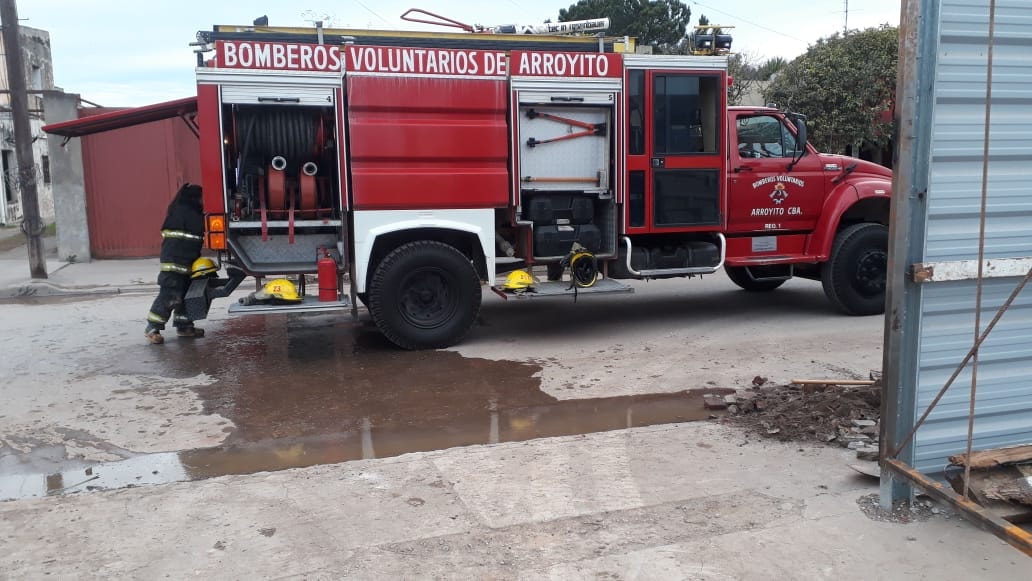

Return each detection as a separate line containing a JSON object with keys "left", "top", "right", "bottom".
{"left": 2, "top": 150, "right": 14, "bottom": 203}
{"left": 30, "top": 65, "right": 43, "bottom": 91}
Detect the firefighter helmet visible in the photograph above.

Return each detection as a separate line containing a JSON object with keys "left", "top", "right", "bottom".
{"left": 502, "top": 270, "right": 535, "bottom": 291}
{"left": 190, "top": 257, "right": 218, "bottom": 279}
{"left": 254, "top": 278, "right": 302, "bottom": 302}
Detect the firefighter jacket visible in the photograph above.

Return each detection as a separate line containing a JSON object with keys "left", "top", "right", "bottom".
{"left": 158, "top": 199, "right": 205, "bottom": 275}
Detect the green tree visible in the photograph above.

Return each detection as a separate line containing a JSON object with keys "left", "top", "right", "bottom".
{"left": 558, "top": 0, "right": 692, "bottom": 53}
{"left": 755, "top": 57, "right": 788, "bottom": 80}
{"left": 764, "top": 25, "right": 898, "bottom": 154}
{"left": 727, "top": 52, "right": 759, "bottom": 106}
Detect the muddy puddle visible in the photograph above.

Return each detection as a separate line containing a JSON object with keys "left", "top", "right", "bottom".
{"left": 1, "top": 314, "right": 731, "bottom": 500}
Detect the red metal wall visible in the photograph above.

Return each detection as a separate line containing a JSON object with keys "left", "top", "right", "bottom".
{"left": 81, "top": 108, "right": 201, "bottom": 257}
{"left": 346, "top": 76, "right": 509, "bottom": 210}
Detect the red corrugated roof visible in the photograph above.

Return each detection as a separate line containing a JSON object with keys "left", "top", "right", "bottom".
{"left": 43, "top": 96, "right": 198, "bottom": 137}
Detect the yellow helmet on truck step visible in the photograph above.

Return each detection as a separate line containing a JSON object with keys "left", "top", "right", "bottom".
{"left": 502, "top": 269, "right": 535, "bottom": 291}
{"left": 254, "top": 278, "right": 302, "bottom": 302}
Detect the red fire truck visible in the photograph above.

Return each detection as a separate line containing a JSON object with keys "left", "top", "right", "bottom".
{"left": 48, "top": 23, "right": 892, "bottom": 350}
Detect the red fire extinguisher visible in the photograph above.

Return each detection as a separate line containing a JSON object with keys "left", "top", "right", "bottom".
{"left": 317, "top": 247, "right": 338, "bottom": 302}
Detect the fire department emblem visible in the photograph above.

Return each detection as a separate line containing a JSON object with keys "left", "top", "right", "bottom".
{"left": 770, "top": 183, "right": 789, "bottom": 205}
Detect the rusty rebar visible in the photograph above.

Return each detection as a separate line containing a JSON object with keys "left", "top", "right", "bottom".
{"left": 963, "top": 0, "right": 998, "bottom": 501}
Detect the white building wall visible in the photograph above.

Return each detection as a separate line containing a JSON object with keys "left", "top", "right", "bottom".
{"left": 0, "top": 26, "right": 56, "bottom": 226}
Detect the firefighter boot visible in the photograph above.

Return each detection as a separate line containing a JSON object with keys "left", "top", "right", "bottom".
{"left": 176, "top": 326, "right": 205, "bottom": 339}
{"left": 144, "top": 324, "right": 165, "bottom": 345}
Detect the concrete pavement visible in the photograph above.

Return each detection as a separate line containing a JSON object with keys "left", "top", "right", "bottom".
{"left": 2, "top": 422, "right": 1028, "bottom": 579}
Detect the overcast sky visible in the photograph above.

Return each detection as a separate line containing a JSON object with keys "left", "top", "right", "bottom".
{"left": 22, "top": 0, "right": 901, "bottom": 107}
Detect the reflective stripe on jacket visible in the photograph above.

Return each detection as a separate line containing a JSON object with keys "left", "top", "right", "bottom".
{"left": 161, "top": 229, "right": 203, "bottom": 241}
{"left": 160, "top": 262, "right": 190, "bottom": 274}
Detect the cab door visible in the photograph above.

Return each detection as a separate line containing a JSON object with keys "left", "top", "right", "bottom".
{"left": 625, "top": 69, "right": 726, "bottom": 233}
{"left": 726, "top": 111, "right": 826, "bottom": 234}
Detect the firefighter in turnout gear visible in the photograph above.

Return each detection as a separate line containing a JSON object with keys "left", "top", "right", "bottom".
{"left": 144, "top": 184, "right": 206, "bottom": 344}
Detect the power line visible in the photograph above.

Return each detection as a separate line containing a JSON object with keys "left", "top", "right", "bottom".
{"left": 691, "top": 1, "right": 808, "bottom": 43}
{"left": 353, "top": 0, "right": 392, "bottom": 27}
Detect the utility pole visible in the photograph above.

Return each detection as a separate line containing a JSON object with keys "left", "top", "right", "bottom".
{"left": 843, "top": 0, "right": 849, "bottom": 35}
{"left": 1, "top": 0, "right": 46, "bottom": 279}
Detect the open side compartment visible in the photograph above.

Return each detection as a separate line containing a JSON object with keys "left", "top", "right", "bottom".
{"left": 514, "top": 99, "right": 618, "bottom": 261}
{"left": 218, "top": 92, "right": 346, "bottom": 275}
{"left": 223, "top": 102, "right": 342, "bottom": 225}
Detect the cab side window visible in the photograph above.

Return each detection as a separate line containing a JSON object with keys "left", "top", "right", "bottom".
{"left": 736, "top": 115, "right": 800, "bottom": 159}
{"left": 654, "top": 74, "right": 721, "bottom": 155}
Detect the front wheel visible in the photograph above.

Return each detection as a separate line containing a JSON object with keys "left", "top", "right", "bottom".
{"left": 368, "top": 241, "right": 482, "bottom": 350}
{"left": 821, "top": 223, "right": 888, "bottom": 316}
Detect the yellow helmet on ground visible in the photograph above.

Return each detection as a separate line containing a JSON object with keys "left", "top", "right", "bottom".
{"left": 254, "top": 278, "right": 302, "bottom": 302}
{"left": 503, "top": 269, "right": 535, "bottom": 290}
{"left": 190, "top": 257, "right": 218, "bottom": 279}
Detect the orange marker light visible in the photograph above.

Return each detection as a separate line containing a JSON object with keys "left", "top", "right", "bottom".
{"left": 208, "top": 232, "right": 227, "bottom": 250}
{"left": 207, "top": 215, "right": 226, "bottom": 232}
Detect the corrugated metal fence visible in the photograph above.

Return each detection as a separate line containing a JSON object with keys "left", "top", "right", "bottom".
{"left": 885, "top": 0, "right": 1032, "bottom": 486}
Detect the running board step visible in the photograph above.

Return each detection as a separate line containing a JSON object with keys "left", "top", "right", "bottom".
{"left": 228, "top": 295, "right": 352, "bottom": 315}
{"left": 492, "top": 278, "right": 634, "bottom": 299}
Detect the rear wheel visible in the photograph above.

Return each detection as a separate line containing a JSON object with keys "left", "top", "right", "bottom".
{"left": 821, "top": 223, "right": 888, "bottom": 316}
{"left": 368, "top": 241, "right": 482, "bottom": 350}
{"left": 724, "top": 265, "right": 786, "bottom": 292}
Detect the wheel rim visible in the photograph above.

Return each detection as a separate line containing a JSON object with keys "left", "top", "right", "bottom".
{"left": 398, "top": 267, "right": 458, "bottom": 329}
{"left": 852, "top": 248, "right": 887, "bottom": 297}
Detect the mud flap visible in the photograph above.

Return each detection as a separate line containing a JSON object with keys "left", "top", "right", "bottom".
{"left": 184, "top": 267, "right": 246, "bottom": 321}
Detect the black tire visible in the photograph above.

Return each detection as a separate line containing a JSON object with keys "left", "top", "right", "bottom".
{"left": 821, "top": 223, "right": 888, "bottom": 316}
{"left": 368, "top": 241, "right": 482, "bottom": 350}
{"left": 724, "top": 265, "right": 786, "bottom": 292}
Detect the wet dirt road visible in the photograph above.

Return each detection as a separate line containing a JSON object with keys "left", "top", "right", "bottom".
{"left": 0, "top": 275, "right": 880, "bottom": 501}
{"left": 7, "top": 277, "right": 1027, "bottom": 580}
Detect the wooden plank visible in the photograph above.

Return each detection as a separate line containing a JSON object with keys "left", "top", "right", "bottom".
{"left": 983, "top": 477, "right": 1032, "bottom": 506}
{"left": 790, "top": 379, "right": 876, "bottom": 386}
{"left": 949, "top": 444, "right": 1032, "bottom": 469}
{"left": 945, "top": 466, "right": 1031, "bottom": 520}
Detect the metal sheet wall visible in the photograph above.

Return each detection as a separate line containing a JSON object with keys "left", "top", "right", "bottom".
{"left": 889, "top": 0, "right": 1032, "bottom": 475}
{"left": 81, "top": 108, "right": 200, "bottom": 258}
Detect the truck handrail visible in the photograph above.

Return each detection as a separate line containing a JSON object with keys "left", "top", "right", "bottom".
{"left": 620, "top": 234, "right": 726, "bottom": 278}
